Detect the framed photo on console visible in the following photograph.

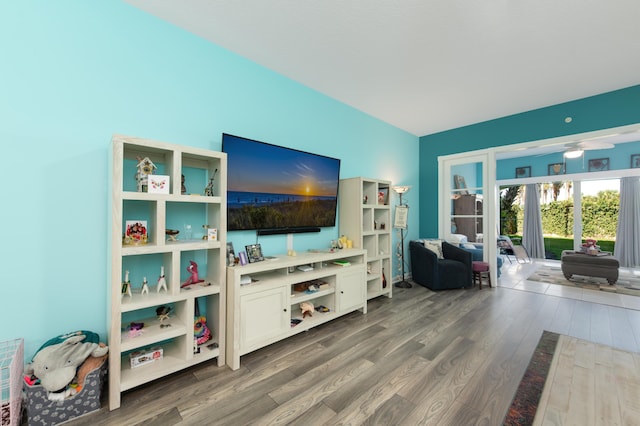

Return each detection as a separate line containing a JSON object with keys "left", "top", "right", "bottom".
{"left": 245, "top": 243, "right": 264, "bottom": 263}
{"left": 226, "top": 242, "right": 236, "bottom": 266}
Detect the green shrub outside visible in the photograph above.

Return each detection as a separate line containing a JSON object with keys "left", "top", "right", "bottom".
{"left": 509, "top": 189, "right": 618, "bottom": 259}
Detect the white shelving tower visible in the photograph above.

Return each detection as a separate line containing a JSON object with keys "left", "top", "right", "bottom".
{"left": 109, "top": 135, "right": 227, "bottom": 410}
{"left": 339, "top": 177, "right": 393, "bottom": 300}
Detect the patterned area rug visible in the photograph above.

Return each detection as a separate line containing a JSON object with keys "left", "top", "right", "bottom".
{"left": 503, "top": 330, "right": 560, "bottom": 425}
{"left": 527, "top": 263, "right": 640, "bottom": 297}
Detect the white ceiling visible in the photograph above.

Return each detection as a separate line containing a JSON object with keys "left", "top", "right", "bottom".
{"left": 125, "top": 0, "right": 640, "bottom": 137}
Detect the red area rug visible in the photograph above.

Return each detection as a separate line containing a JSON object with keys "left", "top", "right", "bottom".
{"left": 503, "top": 330, "right": 560, "bottom": 425}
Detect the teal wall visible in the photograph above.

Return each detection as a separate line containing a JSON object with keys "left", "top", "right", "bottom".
{"left": 0, "top": 1, "right": 418, "bottom": 359}
{"left": 419, "top": 85, "right": 640, "bottom": 237}
{"left": 497, "top": 140, "right": 640, "bottom": 179}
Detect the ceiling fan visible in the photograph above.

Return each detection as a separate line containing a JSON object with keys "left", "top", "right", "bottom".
{"left": 562, "top": 139, "right": 615, "bottom": 159}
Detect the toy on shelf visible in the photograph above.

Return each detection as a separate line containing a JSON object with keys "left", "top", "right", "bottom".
{"left": 157, "top": 266, "right": 168, "bottom": 293}
{"left": 156, "top": 306, "right": 171, "bottom": 323}
{"left": 300, "top": 301, "right": 314, "bottom": 318}
{"left": 181, "top": 261, "right": 204, "bottom": 288}
{"left": 122, "top": 270, "right": 132, "bottom": 298}
{"left": 128, "top": 322, "right": 144, "bottom": 338}
{"left": 194, "top": 298, "right": 211, "bottom": 352}
{"left": 141, "top": 277, "right": 149, "bottom": 295}
{"left": 204, "top": 169, "right": 218, "bottom": 196}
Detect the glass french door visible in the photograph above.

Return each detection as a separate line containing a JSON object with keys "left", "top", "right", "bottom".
{"left": 438, "top": 151, "right": 498, "bottom": 283}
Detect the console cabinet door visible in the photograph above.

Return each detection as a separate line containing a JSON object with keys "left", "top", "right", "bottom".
{"left": 337, "top": 266, "right": 366, "bottom": 312}
{"left": 240, "top": 287, "right": 289, "bottom": 351}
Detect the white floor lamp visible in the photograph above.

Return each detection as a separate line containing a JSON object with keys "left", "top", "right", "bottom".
{"left": 393, "top": 185, "right": 411, "bottom": 288}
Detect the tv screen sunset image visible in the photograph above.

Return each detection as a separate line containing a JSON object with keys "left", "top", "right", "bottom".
{"left": 223, "top": 134, "right": 341, "bottom": 231}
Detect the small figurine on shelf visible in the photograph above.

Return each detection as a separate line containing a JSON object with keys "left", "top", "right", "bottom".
{"left": 135, "top": 156, "right": 157, "bottom": 192}
{"left": 122, "top": 270, "right": 132, "bottom": 298}
{"left": 181, "top": 174, "right": 187, "bottom": 195}
{"left": 181, "top": 260, "right": 205, "bottom": 288}
{"left": 129, "top": 322, "right": 144, "bottom": 338}
{"left": 300, "top": 301, "right": 314, "bottom": 318}
{"left": 141, "top": 276, "right": 149, "bottom": 295}
{"left": 202, "top": 225, "right": 209, "bottom": 240}
{"left": 194, "top": 297, "right": 212, "bottom": 352}
{"left": 156, "top": 305, "right": 171, "bottom": 323}
{"left": 204, "top": 169, "right": 218, "bottom": 196}
{"left": 157, "top": 266, "right": 168, "bottom": 293}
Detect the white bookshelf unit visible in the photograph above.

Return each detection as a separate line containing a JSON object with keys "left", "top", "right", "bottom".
{"left": 109, "top": 135, "right": 227, "bottom": 410}
{"left": 226, "top": 249, "right": 367, "bottom": 370}
{"left": 339, "top": 177, "right": 393, "bottom": 300}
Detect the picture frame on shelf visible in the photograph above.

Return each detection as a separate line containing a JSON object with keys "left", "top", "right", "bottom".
{"left": 245, "top": 243, "right": 264, "bottom": 263}
{"left": 515, "top": 166, "right": 531, "bottom": 178}
{"left": 631, "top": 154, "right": 640, "bottom": 168}
{"left": 547, "top": 163, "right": 564, "bottom": 176}
{"left": 588, "top": 158, "right": 610, "bottom": 172}
{"left": 148, "top": 175, "right": 170, "bottom": 194}
{"left": 123, "top": 220, "right": 148, "bottom": 245}
{"left": 377, "top": 187, "right": 388, "bottom": 205}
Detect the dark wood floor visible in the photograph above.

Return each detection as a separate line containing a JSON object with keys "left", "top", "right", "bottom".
{"left": 64, "top": 281, "right": 640, "bottom": 426}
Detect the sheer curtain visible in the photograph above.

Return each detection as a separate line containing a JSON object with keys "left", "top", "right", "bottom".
{"left": 614, "top": 176, "right": 640, "bottom": 267}
{"left": 523, "top": 183, "right": 545, "bottom": 258}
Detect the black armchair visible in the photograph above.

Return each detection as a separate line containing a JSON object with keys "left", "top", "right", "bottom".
{"left": 410, "top": 240, "right": 473, "bottom": 290}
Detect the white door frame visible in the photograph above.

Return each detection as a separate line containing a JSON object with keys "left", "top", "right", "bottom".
{"left": 438, "top": 149, "right": 499, "bottom": 285}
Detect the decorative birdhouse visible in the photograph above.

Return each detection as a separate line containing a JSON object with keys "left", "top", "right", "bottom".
{"left": 135, "top": 156, "right": 157, "bottom": 192}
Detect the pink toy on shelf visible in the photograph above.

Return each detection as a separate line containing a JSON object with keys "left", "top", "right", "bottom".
{"left": 181, "top": 260, "right": 204, "bottom": 288}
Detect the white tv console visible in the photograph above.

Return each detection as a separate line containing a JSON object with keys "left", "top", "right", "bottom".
{"left": 226, "top": 248, "right": 367, "bottom": 370}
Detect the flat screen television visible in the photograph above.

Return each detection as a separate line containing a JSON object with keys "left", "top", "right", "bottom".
{"left": 222, "top": 133, "right": 341, "bottom": 234}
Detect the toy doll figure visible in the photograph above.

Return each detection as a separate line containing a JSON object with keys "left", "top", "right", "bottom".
{"left": 181, "top": 260, "right": 205, "bottom": 288}
{"left": 157, "top": 266, "right": 168, "bottom": 293}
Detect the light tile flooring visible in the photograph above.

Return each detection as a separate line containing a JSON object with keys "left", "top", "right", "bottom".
{"left": 497, "top": 257, "right": 640, "bottom": 311}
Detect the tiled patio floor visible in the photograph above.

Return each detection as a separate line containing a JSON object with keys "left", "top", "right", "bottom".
{"left": 497, "top": 258, "right": 640, "bottom": 311}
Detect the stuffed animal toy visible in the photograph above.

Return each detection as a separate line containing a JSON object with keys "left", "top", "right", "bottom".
{"left": 26, "top": 330, "right": 109, "bottom": 393}
{"left": 181, "top": 260, "right": 204, "bottom": 288}
{"left": 74, "top": 353, "right": 108, "bottom": 392}
{"left": 300, "top": 301, "right": 314, "bottom": 318}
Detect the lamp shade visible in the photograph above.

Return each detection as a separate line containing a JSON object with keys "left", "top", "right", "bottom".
{"left": 392, "top": 185, "right": 410, "bottom": 194}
